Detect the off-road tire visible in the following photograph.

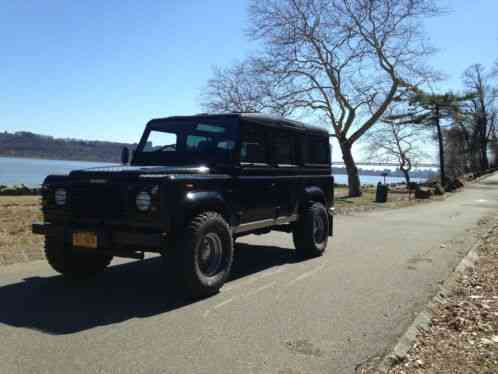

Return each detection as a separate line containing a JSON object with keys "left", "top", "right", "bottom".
{"left": 293, "top": 202, "right": 329, "bottom": 258}
{"left": 45, "top": 236, "right": 113, "bottom": 278}
{"left": 174, "top": 212, "right": 234, "bottom": 299}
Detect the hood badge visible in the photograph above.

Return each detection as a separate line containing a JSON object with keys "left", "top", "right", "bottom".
{"left": 89, "top": 179, "right": 108, "bottom": 184}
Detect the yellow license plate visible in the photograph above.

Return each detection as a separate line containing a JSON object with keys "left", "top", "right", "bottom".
{"left": 72, "top": 232, "right": 98, "bottom": 249}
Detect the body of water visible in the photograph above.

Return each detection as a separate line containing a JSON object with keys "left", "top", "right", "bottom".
{"left": 0, "top": 157, "right": 116, "bottom": 187}
{"left": 0, "top": 156, "right": 424, "bottom": 187}
{"left": 333, "top": 174, "right": 425, "bottom": 186}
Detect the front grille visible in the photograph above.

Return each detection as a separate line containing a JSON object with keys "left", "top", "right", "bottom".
{"left": 70, "top": 184, "right": 125, "bottom": 220}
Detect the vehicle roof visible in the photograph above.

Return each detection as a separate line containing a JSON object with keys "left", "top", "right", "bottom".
{"left": 148, "top": 113, "right": 330, "bottom": 136}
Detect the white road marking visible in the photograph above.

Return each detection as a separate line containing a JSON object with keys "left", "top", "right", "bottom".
{"left": 224, "top": 266, "right": 287, "bottom": 292}
{"left": 286, "top": 262, "right": 328, "bottom": 288}
{"left": 244, "top": 281, "right": 276, "bottom": 297}
{"left": 214, "top": 297, "right": 234, "bottom": 309}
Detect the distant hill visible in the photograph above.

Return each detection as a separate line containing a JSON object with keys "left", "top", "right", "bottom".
{"left": 0, "top": 131, "right": 136, "bottom": 163}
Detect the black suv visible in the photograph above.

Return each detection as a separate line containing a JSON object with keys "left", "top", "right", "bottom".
{"left": 33, "top": 113, "right": 334, "bottom": 298}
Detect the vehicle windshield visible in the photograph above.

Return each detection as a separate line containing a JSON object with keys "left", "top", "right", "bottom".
{"left": 133, "top": 119, "right": 237, "bottom": 165}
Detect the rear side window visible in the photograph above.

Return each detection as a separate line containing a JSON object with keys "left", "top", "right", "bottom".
{"left": 306, "top": 135, "right": 330, "bottom": 164}
{"left": 240, "top": 126, "right": 268, "bottom": 164}
{"left": 272, "top": 131, "right": 298, "bottom": 165}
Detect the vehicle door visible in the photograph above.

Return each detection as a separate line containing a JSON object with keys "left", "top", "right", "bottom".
{"left": 271, "top": 127, "right": 301, "bottom": 220}
{"left": 236, "top": 123, "right": 277, "bottom": 224}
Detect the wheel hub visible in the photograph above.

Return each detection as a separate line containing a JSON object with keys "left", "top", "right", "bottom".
{"left": 198, "top": 232, "right": 223, "bottom": 276}
{"left": 313, "top": 214, "right": 326, "bottom": 244}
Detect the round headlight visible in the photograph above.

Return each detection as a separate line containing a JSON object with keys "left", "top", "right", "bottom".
{"left": 54, "top": 188, "right": 67, "bottom": 206}
{"left": 136, "top": 191, "right": 152, "bottom": 212}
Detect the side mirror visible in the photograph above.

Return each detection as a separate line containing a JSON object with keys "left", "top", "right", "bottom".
{"left": 121, "top": 147, "right": 129, "bottom": 165}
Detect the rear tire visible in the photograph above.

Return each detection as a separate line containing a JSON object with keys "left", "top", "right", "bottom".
{"left": 173, "top": 212, "right": 234, "bottom": 299}
{"left": 293, "top": 202, "right": 329, "bottom": 258}
{"left": 45, "top": 236, "right": 113, "bottom": 278}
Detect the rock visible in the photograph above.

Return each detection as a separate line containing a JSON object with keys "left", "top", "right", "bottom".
{"left": 445, "top": 177, "right": 465, "bottom": 191}
{"left": 433, "top": 182, "right": 445, "bottom": 195}
{"left": 415, "top": 186, "right": 432, "bottom": 199}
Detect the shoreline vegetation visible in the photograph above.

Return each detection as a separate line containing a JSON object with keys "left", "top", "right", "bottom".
{"left": 0, "top": 185, "right": 41, "bottom": 196}
{"left": 0, "top": 131, "right": 136, "bottom": 164}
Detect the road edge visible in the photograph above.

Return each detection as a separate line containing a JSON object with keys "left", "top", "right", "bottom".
{"left": 374, "top": 224, "right": 495, "bottom": 373}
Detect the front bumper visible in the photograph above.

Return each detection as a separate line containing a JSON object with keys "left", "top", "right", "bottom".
{"left": 32, "top": 222, "right": 166, "bottom": 251}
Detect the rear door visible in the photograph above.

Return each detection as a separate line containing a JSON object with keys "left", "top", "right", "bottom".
{"left": 271, "top": 127, "right": 301, "bottom": 219}
{"left": 236, "top": 123, "right": 277, "bottom": 224}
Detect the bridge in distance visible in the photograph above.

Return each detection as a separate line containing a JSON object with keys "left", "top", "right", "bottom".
{"left": 332, "top": 161, "right": 439, "bottom": 168}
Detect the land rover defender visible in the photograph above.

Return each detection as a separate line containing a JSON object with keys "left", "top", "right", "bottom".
{"left": 33, "top": 113, "right": 334, "bottom": 298}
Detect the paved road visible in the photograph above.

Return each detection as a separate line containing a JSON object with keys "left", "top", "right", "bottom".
{"left": 1, "top": 175, "right": 497, "bottom": 374}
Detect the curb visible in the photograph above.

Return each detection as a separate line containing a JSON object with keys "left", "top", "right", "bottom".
{"left": 374, "top": 224, "right": 495, "bottom": 373}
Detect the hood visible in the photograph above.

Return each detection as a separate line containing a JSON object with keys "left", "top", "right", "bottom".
{"left": 69, "top": 164, "right": 211, "bottom": 180}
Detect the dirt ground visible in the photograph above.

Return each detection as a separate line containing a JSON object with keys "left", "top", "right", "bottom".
{"left": 385, "top": 221, "right": 498, "bottom": 373}
{"left": 0, "top": 196, "right": 43, "bottom": 265}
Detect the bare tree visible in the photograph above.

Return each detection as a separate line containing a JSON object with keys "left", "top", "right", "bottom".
{"left": 462, "top": 64, "right": 498, "bottom": 170}
{"left": 363, "top": 109, "right": 430, "bottom": 184}
{"left": 202, "top": 0, "right": 442, "bottom": 196}
{"left": 384, "top": 88, "right": 475, "bottom": 186}
{"left": 201, "top": 59, "right": 296, "bottom": 116}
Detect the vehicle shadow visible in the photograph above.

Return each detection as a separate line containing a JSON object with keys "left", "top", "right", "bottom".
{"left": 0, "top": 242, "right": 298, "bottom": 335}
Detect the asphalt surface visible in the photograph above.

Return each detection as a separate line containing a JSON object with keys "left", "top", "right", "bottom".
{"left": 1, "top": 175, "right": 497, "bottom": 374}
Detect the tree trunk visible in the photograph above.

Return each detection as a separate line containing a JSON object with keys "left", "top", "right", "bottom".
{"left": 479, "top": 119, "right": 489, "bottom": 171}
{"left": 477, "top": 93, "right": 489, "bottom": 171}
{"left": 481, "top": 145, "right": 489, "bottom": 171}
{"left": 435, "top": 106, "right": 446, "bottom": 186}
{"left": 340, "top": 141, "right": 362, "bottom": 197}
{"left": 401, "top": 168, "right": 410, "bottom": 185}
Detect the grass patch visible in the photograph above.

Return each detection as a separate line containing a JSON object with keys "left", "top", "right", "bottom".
{"left": 0, "top": 196, "right": 43, "bottom": 265}
{"left": 335, "top": 188, "right": 377, "bottom": 207}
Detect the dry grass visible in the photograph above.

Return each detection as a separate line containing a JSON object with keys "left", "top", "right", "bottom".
{"left": 334, "top": 186, "right": 417, "bottom": 211}
{"left": 0, "top": 196, "right": 44, "bottom": 265}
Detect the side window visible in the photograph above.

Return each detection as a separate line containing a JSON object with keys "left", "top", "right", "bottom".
{"left": 240, "top": 126, "right": 268, "bottom": 164}
{"left": 143, "top": 131, "right": 178, "bottom": 152}
{"left": 306, "top": 135, "right": 330, "bottom": 164}
{"left": 186, "top": 134, "right": 217, "bottom": 152}
{"left": 272, "top": 130, "right": 298, "bottom": 165}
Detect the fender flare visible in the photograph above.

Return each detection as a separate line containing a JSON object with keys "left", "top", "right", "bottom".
{"left": 302, "top": 186, "right": 326, "bottom": 206}
{"left": 180, "top": 191, "right": 235, "bottom": 227}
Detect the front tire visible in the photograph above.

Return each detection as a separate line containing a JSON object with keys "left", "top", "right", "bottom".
{"left": 45, "top": 236, "right": 113, "bottom": 278}
{"left": 293, "top": 202, "right": 329, "bottom": 258}
{"left": 174, "top": 212, "right": 234, "bottom": 299}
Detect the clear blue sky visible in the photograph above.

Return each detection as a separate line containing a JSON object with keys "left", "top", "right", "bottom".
{"left": 1, "top": 0, "right": 497, "bottom": 145}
